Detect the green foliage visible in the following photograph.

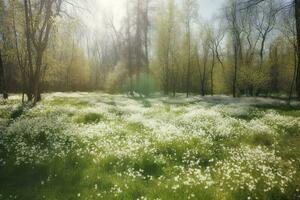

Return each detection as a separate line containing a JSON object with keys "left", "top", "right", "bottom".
{"left": 133, "top": 154, "right": 163, "bottom": 177}
{"left": 105, "top": 63, "right": 128, "bottom": 93}
{"left": 155, "top": 138, "right": 215, "bottom": 167}
{"left": 2, "top": 0, "right": 299, "bottom": 98}
{"left": 249, "top": 133, "right": 274, "bottom": 146}
{"left": 10, "top": 105, "right": 26, "bottom": 120}
{"left": 239, "top": 66, "right": 271, "bottom": 95}
{"left": 48, "top": 98, "right": 91, "bottom": 108}
{"left": 123, "top": 73, "right": 158, "bottom": 96}
{"left": 74, "top": 113, "right": 105, "bottom": 124}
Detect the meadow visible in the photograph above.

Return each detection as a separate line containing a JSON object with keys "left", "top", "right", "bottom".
{"left": 0, "top": 93, "right": 300, "bottom": 200}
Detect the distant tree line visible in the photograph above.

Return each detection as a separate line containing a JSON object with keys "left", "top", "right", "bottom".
{"left": 0, "top": 0, "right": 299, "bottom": 103}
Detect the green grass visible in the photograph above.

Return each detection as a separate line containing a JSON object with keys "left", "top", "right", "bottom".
{"left": 255, "top": 104, "right": 300, "bottom": 117}
{"left": 0, "top": 93, "right": 299, "bottom": 200}
{"left": 74, "top": 113, "right": 106, "bottom": 124}
{"left": 47, "top": 97, "right": 91, "bottom": 108}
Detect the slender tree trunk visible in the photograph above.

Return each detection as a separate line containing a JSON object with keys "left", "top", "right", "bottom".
{"left": 259, "top": 35, "right": 266, "bottom": 69}
{"left": 0, "top": 49, "right": 8, "bottom": 99}
{"left": 295, "top": 0, "right": 300, "bottom": 99}
{"left": 165, "top": 64, "right": 169, "bottom": 95}
{"left": 201, "top": 59, "right": 207, "bottom": 96}
{"left": 211, "top": 50, "right": 215, "bottom": 96}
{"left": 12, "top": 1, "right": 25, "bottom": 102}
{"left": 186, "top": 23, "right": 191, "bottom": 98}
{"left": 126, "top": 1, "right": 134, "bottom": 96}
{"left": 229, "top": 2, "right": 239, "bottom": 98}
{"left": 135, "top": 0, "right": 142, "bottom": 95}
{"left": 288, "top": 44, "right": 298, "bottom": 104}
{"left": 24, "top": 0, "right": 34, "bottom": 102}
{"left": 233, "top": 44, "right": 238, "bottom": 98}
{"left": 144, "top": 0, "right": 150, "bottom": 96}
{"left": 172, "top": 74, "right": 176, "bottom": 97}
{"left": 33, "top": 53, "right": 43, "bottom": 104}
{"left": 0, "top": 0, "right": 8, "bottom": 99}
{"left": 164, "top": 44, "right": 170, "bottom": 96}
{"left": 171, "top": 55, "right": 177, "bottom": 97}
{"left": 164, "top": 25, "right": 173, "bottom": 96}
{"left": 196, "top": 49, "right": 205, "bottom": 96}
{"left": 66, "top": 38, "right": 75, "bottom": 91}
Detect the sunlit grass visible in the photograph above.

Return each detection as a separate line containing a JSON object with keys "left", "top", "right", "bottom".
{"left": 0, "top": 93, "right": 299, "bottom": 199}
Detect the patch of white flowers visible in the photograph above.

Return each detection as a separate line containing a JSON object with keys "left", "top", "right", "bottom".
{"left": 214, "top": 146, "right": 296, "bottom": 194}
{"left": 0, "top": 93, "right": 299, "bottom": 199}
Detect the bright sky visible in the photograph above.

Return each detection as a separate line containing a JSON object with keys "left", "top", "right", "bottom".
{"left": 198, "top": 0, "right": 226, "bottom": 20}
{"left": 83, "top": 0, "right": 226, "bottom": 31}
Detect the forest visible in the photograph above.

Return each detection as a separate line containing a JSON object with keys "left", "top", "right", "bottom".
{"left": 0, "top": 0, "right": 300, "bottom": 199}
{"left": 0, "top": 0, "right": 299, "bottom": 101}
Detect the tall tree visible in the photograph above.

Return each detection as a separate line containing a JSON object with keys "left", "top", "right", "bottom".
{"left": 295, "top": 0, "right": 300, "bottom": 98}
{"left": 198, "top": 29, "right": 210, "bottom": 96}
{"left": 143, "top": 0, "right": 150, "bottom": 96}
{"left": 225, "top": 0, "right": 243, "bottom": 97}
{"left": 0, "top": 0, "right": 8, "bottom": 99}
{"left": 254, "top": 0, "right": 277, "bottom": 68}
{"left": 155, "top": 0, "right": 178, "bottom": 95}
{"left": 280, "top": 6, "right": 298, "bottom": 102}
{"left": 0, "top": 49, "right": 8, "bottom": 99}
{"left": 126, "top": 0, "right": 134, "bottom": 95}
{"left": 183, "top": 0, "right": 198, "bottom": 97}
{"left": 23, "top": 0, "right": 64, "bottom": 103}
{"left": 208, "top": 26, "right": 225, "bottom": 96}
{"left": 135, "top": 0, "right": 143, "bottom": 94}
{"left": 244, "top": 0, "right": 300, "bottom": 98}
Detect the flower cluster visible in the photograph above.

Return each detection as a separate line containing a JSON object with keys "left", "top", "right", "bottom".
{"left": 0, "top": 93, "right": 299, "bottom": 199}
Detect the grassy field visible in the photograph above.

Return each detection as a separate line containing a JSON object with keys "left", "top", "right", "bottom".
{"left": 0, "top": 93, "right": 300, "bottom": 200}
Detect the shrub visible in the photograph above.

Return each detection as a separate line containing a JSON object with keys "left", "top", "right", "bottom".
{"left": 10, "top": 105, "right": 29, "bottom": 120}
{"left": 74, "top": 113, "right": 105, "bottom": 124}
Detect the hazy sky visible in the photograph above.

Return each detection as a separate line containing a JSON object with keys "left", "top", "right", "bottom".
{"left": 198, "top": 0, "right": 226, "bottom": 20}
{"left": 84, "top": 0, "right": 226, "bottom": 31}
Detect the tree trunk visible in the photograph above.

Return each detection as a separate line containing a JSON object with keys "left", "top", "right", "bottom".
{"left": 24, "top": 0, "right": 34, "bottom": 102}
{"left": 164, "top": 65, "right": 170, "bottom": 95}
{"left": 186, "top": 23, "right": 191, "bottom": 98}
{"left": 296, "top": 0, "right": 300, "bottom": 99}
{"left": 135, "top": 0, "right": 142, "bottom": 95}
{"left": 66, "top": 38, "right": 75, "bottom": 91}
{"left": 33, "top": 52, "right": 44, "bottom": 104}
{"left": 233, "top": 44, "right": 238, "bottom": 98}
{"left": 0, "top": 49, "right": 8, "bottom": 99}
{"left": 12, "top": 1, "right": 25, "bottom": 102}
{"left": 172, "top": 80, "right": 176, "bottom": 97}
{"left": 288, "top": 44, "right": 297, "bottom": 104}
{"left": 211, "top": 50, "right": 215, "bottom": 96}
{"left": 259, "top": 35, "right": 266, "bottom": 68}
{"left": 144, "top": 0, "right": 150, "bottom": 96}
{"left": 201, "top": 61, "right": 207, "bottom": 97}
{"left": 126, "top": 1, "right": 134, "bottom": 96}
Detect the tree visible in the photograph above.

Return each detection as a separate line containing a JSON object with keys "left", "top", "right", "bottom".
{"left": 183, "top": 0, "right": 198, "bottom": 97}
{"left": 197, "top": 28, "right": 211, "bottom": 96}
{"left": 240, "top": 0, "right": 278, "bottom": 96}
{"left": 142, "top": 0, "right": 150, "bottom": 96}
{"left": 0, "top": 0, "right": 8, "bottom": 99}
{"left": 135, "top": 0, "right": 143, "bottom": 94}
{"left": 295, "top": 0, "right": 300, "bottom": 98}
{"left": 208, "top": 25, "right": 225, "bottom": 96}
{"left": 253, "top": 0, "right": 277, "bottom": 68}
{"left": 225, "top": 0, "right": 243, "bottom": 97}
{"left": 279, "top": 7, "right": 298, "bottom": 102}
{"left": 155, "top": 0, "right": 178, "bottom": 95}
{"left": 0, "top": 49, "right": 7, "bottom": 99}
{"left": 23, "top": 0, "right": 64, "bottom": 103}
{"left": 244, "top": 0, "right": 300, "bottom": 98}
